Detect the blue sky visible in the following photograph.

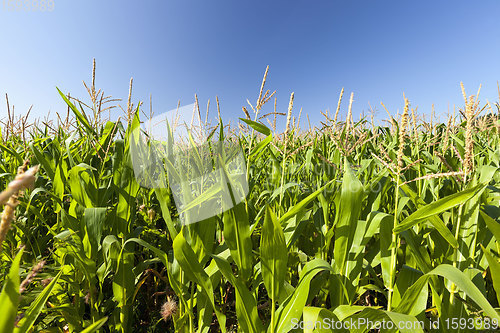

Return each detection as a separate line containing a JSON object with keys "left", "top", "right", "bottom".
{"left": 1, "top": 0, "right": 499, "bottom": 130}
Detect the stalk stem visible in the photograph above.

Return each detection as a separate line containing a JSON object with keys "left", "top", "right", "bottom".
{"left": 450, "top": 174, "right": 467, "bottom": 305}
{"left": 387, "top": 173, "right": 400, "bottom": 311}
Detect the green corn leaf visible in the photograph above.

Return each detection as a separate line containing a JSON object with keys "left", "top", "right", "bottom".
{"left": 211, "top": 255, "right": 264, "bottom": 333}
{"left": 68, "top": 163, "right": 96, "bottom": 208}
{"left": 30, "top": 141, "right": 55, "bottom": 181}
{"left": 331, "top": 305, "right": 366, "bottom": 321}
{"left": 392, "top": 266, "right": 427, "bottom": 314}
{"left": 112, "top": 242, "right": 135, "bottom": 332}
{"left": 378, "top": 211, "right": 394, "bottom": 288}
{"left": 273, "top": 259, "right": 334, "bottom": 333}
{"left": 53, "top": 157, "right": 68, "bottom": 211}
{"left": 15, "top": 270, "right": 63, "bottom": 333}
{"left": 0, "top": 248, "right": 24, "bottom": 333}
{"left": 223, "top": 203, "right": 253, "bottom": 281}
{"left": 394, "top": 183, "right": 485, "bottom": 234}
{"left": 57, "top": 87, "right": 94, "bottom": 135}
{"left": 173, "top": 231, "right": 227, "bottom": 332}
{"left": 427, "top": 264, "right": 500, "bottom": 321}
{"left": 481, "top": 245, "right": 500, "bottom": 305}
{"left": 400, "top": 229, "right": 433, "bottom": 274}
{"left": 83, "top": 207, "right": 107, "bottom": 256}
{"left": 481, "top": 210, "right": 500, "bottom": 241}
{"left": 260, "top": 206, "right": 287, "bottom": 322}
{"left": 240, "top": 118, "right": 272, "bottom": 136}
{"left": 250, "top": 134, "right": 273, "bottom": 159}
{"left": 178, "top": 183, "right": 222, "bottom": 215}
{"left": 399, "top": 183, "right": 459, "bottom": 248}
{"left": 334, "top": 159, "right": 364, "bottom": 276}
{"left": 154, "top": 188, "right": 178, "bottom": 240}
{"left": 80, "top": 317, "right": 108, "bottom": 333}
{"left": 395, "top": 274, "right": 430, "bottom": 315}
{"left": 347, "top": 307, "right": 425, "bottom": 333}
{"left": 114, "top": 118, "right": 140, "bottom": 235}
{"left": 126, "top": 238, "right": 192, "bottom": 318}
{"left": 279, "top": 179, "right": 335, "bottom": 224}
{"left": 302, "top": 307, "right": 347, "bottom": 333}
{"left": 0, "top": 144, "right": 24, "bottom": 165}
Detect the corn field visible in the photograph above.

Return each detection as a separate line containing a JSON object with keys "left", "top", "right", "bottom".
{"left": 0, "top": 70, "right": 500, "bottom": 332}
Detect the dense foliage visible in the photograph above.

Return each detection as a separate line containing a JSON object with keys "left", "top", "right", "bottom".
{"left": 0, "top": 77, "right": 499, "bottom": 332}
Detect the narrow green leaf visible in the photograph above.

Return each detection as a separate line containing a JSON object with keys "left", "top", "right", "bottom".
{"left": 395, "top": 274, "right": 430, "bottom": 315}
{"left": 279, "top": 179, "right": 335, "bottom": 224}
{"left": 334, "top": 159, "right": 364, "bottom": 276}
{"left": 173, "top": 231, "right": 226, "bottom": 332}
{"left": 427, "top": 264, "right": 500, "bottom": 321}
{"left": 303, "top": 307, "right": 347, "bottom": 333}
{"left": 394, "top": 184, "right": 485, "bottom": 234}
{"left": 378, "top": 212, "right": 394, "bottom": 288}
{"left": 250, "top": 134, "right": 272, "bottom": 159}
{"left": 57, "top": 87, "right": 94, "bottom": 135}
{"left": 481, "top": 245, "right": 500, "bottom": 305}
{"left": 481, "top": 211, "right": 500, "bottom": 242}
{"left": 211, "top": 255, "right": 263, "bottom": 333}
{"left": 348, "top": 307, "right": 424, "bottom": 333}
{"left": 274, "top": 259, "right": 334, "bottom": 333}
{"left": 30, "top": 142, "right": 55, "bottom": 180}
{"left": 80, "top": 317, "right": 108, "bottom": 333}
{"left": 0, "top": 248, "right": 24, "bottom": 333}
{"left": 400, "top": 183, "right": 459, "bottom": 248}
{"left": 261, "top": 206, "right": 287, "bottom": 318}
{"left": 240, "top": 118, "right": 272, "bottom": 136}
{"left": 84, "top": 207, "right": 107, "bottom": 255}
{"left": 223, "top": 203, "right": 253, "bottom": 280}
{"left": 15, "top": 271, "right": 63, "bottom": 333}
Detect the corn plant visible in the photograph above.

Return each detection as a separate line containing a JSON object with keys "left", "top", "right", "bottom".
{"left": 0, "top": 69, "right": 499, "bottom": 332}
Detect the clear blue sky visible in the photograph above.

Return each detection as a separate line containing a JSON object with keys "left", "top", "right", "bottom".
{"left": 1, "top": 0, "right": 499, "bottom": 130}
